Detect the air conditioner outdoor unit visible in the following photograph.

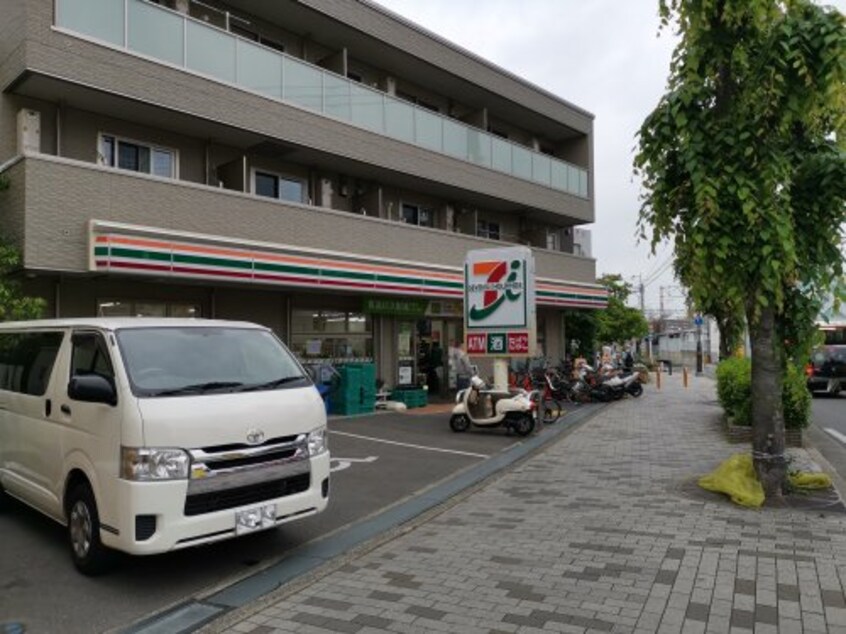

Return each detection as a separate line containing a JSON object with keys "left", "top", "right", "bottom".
{"left": 17, "top": 109, "right": 41, "bottom": 155}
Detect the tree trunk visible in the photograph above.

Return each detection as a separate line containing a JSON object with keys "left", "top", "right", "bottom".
{"left": 718, "top": 319, "right": 734, "bottom": 361}
{"left": 747, "top": 305, "right": 786, "bottom": 501}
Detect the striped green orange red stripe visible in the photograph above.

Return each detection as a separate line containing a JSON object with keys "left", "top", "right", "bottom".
{"left": 93, "top": 231, "right": 607, "bottom": 308}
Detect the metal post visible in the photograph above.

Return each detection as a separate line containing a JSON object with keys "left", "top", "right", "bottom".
{"left": 696, "top": 323, "right": 703, "bottom": 376}
{"left": 493, "top": 358, "right": 509, "bottom": 392}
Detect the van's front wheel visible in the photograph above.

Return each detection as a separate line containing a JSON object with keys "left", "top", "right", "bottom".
{"left": 67, "top": 484, "right": 112, "bottom": 575}
{"left": 0, "top": 483, "right": 10, "bottom": 511}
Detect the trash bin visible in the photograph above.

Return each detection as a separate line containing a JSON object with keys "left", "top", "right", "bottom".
{"left": 316, "top": 383, "right": 331, "bottom": 415}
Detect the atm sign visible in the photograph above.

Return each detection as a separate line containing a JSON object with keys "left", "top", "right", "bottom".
{"left": 466, "top": 333, "right": 487, "bottom": 354}
{"left": 465, "top": 332, "right": 529, "bottom": 356}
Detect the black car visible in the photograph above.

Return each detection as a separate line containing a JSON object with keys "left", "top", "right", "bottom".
{"left": 806, "top": 344, "right": 846, "bottom": 395}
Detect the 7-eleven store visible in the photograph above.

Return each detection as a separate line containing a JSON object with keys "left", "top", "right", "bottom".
{"left": 76, "top": 223, "right": 608, "bottom": 395}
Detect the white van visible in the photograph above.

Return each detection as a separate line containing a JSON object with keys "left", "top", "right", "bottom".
{"left": 0, "top": 318, "right": 330, "bottom": 574}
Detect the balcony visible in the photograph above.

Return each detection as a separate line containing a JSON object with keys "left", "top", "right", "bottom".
{"left": 54, "top": 0, "right": 590, "bottom": 199}
{"left": 3, "top": 155, "right": 598, "bottom": 288}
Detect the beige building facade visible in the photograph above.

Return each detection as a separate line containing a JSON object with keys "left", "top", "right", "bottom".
{"left": 0, "top": 0, "right": 606, "bottom": 392}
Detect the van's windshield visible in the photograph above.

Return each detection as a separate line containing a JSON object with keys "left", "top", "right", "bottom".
{"left": 115, "top": 327, "right": 310, "bottom": 397}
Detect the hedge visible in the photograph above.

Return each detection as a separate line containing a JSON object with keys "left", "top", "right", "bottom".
{"left": 715, "top": 357, "right": 810, "bottom": 429}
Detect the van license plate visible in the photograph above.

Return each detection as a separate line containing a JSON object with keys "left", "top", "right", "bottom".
{"left": 235, "top": 504, "right": 276, "bottom": 535}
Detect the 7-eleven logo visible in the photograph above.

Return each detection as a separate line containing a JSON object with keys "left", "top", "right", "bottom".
{"left": 467, "top": 259, "right": 524, "bottom": 324}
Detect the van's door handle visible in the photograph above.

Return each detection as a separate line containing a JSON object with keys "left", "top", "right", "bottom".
{"left": 45, "top": 399, "right": 52, "bottom": 417}
{"left": 60, "top": 404, "right": 72, "bottom": 415}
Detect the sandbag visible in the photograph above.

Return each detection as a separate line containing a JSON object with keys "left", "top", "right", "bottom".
{"left": 788, "top": 471, "right": 832, "bottom": 489}
{"left": 699, "top": 453, "right": 765, "bottom": 508}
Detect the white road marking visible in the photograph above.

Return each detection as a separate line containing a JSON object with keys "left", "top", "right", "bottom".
{"left": 330, "top": 430, "right": 490, "bottom": 459}
{"left": 824, "top": 428, "right": 846, "bottom": 446}
{"left": 330, "top": 456, "right": 379, "bottom": 473}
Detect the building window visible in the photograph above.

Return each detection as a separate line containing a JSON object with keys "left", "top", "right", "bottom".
{"left": 259, "top": 36, "right": 285, "bottom": 53}
{"left": 252, "top": 170, "right": 306, "bottom": 204}
{"left": 487, "top": 126, "right": 508, "bottom": 139}
{"left": 396, "top": 90, "right": 439, "bottom": 113}
{"left": 98, "top": 134, "right": 178, "bottom": 179}
{"left": 400, "top": 204, "right": 434, "bottom": 228}
{"left": 546, "top": 230, "right": 560, "bottom": 251}
{"left": 477, "top": 220, "right": 500, "bottom": 240}
{"left": 97, "top": 299, "right": 200, "bottom": 318}
{"left": 230, "top": 23, "right": 259, "bottom": 41}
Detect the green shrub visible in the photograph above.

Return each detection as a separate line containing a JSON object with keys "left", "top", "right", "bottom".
{"left": 782, "top": 364, "right": 811, "bottom": 430}
{"left": 715, "top": 358, "right": 811, "bottom": 429}
{"left": 716, "top": 357, "right": 752, "bottom": 425}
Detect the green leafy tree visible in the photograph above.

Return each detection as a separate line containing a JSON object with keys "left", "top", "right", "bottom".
{"left": 563, "top": 310, "right": 597, "bottom": 357}
{"left": 0, "top": 238, "right": 45, "bottom": 321}
{"left": 673, "top": 250, "right": 745, "bottom": 360}
{"left": 595, "top": 274, "right": 649, "bottom": 346}
{"left": 636, "top": 0, "right": 846, "bottom": 499}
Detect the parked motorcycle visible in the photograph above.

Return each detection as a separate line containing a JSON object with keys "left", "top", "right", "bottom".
{"left": 450, "top": 376, "right": 536, "bottom": 436}
{"left": 601, "top": 372, "right": 642, "bottom": 399}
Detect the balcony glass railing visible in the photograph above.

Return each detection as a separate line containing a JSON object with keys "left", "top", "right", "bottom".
{"left": 55, "top": 0, "right": 590, "bottom": 199}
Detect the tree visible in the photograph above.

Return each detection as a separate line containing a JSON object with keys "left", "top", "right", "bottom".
{"left": 636, "top": 0, "right": 846, "bottom": 499}
{"left": 0, "top": 179, "right": 45, "bottom": 321}
{"left": 0, "top": 238, "right": 44, "bottom": 321}
{"left": 673, "top": 252, "right": 745, "bottom": 360}
{"left": 595, "top": 274, "right": 650, "bottom": 346}
{"left": 563, "top": 310, "right": 597, "bottom": 357}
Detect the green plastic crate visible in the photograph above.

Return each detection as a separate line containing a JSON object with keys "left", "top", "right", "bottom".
{"left": 390, "top": 388, "right": 428, "bottom": 408}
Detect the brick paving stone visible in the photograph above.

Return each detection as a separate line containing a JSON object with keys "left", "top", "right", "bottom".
{"left": 206, "top": 375, "right": 846, "bottom": 634}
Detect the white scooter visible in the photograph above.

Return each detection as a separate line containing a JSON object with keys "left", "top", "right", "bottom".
{"left": 450, "top": 376, "right": 536, "bottom": 437}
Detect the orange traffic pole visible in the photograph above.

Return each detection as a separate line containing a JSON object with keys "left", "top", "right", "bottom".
{"left": 655, "top": 367, "right": 661, "bottom": 390}
{"left": 683, "top": 366, "right": 689, "bottom": 388}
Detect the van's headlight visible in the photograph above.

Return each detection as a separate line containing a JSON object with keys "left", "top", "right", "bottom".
{"left": 307, "top": 427, "right": 328, "bottom": 457}
{"left": 121, "top": 447, "right": 190, "bottom": 481}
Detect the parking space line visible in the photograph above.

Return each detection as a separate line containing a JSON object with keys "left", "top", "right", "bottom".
{"left": 330, "top": 430, "right": 490, "bottom": 458}
{"left": 825, "top": 428, "right": 846, "bottom": 446}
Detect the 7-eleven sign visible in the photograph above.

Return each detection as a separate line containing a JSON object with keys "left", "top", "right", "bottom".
{"left": 464, "top": 246, "right": 536, "bottom": 357}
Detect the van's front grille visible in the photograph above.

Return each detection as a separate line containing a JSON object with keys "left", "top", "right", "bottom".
{"left": 184, "top": 473, "right": 310, "bottom": 516}
{"left": 207, "top": 448, "right": 298, "bottom": 471}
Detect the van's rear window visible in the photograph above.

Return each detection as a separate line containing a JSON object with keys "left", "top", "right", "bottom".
{"left": 0, "top": 331, "right": 64, "bottom": 396}
{"left": 115, "top": 327, "right": 309, "bottom": 397}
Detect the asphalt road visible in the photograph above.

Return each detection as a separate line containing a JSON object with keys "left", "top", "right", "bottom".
{"left": 0, "top": 405, "right": 579, "bottom": 634}
{"left": 807, "top": 392, "right": 846, "bottom": 483}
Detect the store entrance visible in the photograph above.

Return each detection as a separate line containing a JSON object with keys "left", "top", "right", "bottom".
{"left": 415, "top": 319, "right": 462, "bottom": 399}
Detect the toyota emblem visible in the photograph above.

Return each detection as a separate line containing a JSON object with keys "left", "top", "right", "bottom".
{"left": 246, "top": 429, "right": 265, "bottom": 445}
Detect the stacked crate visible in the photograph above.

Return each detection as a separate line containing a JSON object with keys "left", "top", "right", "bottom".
{"left": 389, "top": 387, "right": 428, "bottom": 408}
{"left": 330, "top": 363, "right": 376, "bottom": 415}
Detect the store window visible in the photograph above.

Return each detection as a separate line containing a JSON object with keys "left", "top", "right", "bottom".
{"left": 98, "top": 134, "right": 178, "bottom": 179}
{"left": 253, "top": 169, "right": 306, "bottom": 204}
{"left": 97, "top": 300, "right": 200, "bottom": 318}
{"left": 290, "top": 309, "right": 373, "bottom": 362}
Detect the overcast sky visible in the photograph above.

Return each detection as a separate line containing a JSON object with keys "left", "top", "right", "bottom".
{"left": 374, "top": 0, "right": 845, "bottom": 316}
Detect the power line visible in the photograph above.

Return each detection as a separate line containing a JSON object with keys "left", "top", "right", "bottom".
{"left": 642, "top": 257, "right": 674, "bottom": 287}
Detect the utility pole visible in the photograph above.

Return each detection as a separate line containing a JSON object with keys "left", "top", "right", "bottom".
{"left": 659, "top": 286, "right": 665, "bottom": 317}
{"left": 639, "top": 275, "right": 645, "bottom": 313}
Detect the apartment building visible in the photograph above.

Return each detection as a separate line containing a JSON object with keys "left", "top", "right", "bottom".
{"left": 0, "top": 0, "right": 607, "bottom": 392}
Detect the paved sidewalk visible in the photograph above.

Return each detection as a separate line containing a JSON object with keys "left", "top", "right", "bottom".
{"left": 211, "top": 374, "right": 846, "bottom": 634}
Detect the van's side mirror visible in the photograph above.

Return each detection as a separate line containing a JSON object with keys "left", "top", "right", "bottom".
{"left": 68, "top": 375, "right": 117, "bottom": 406}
